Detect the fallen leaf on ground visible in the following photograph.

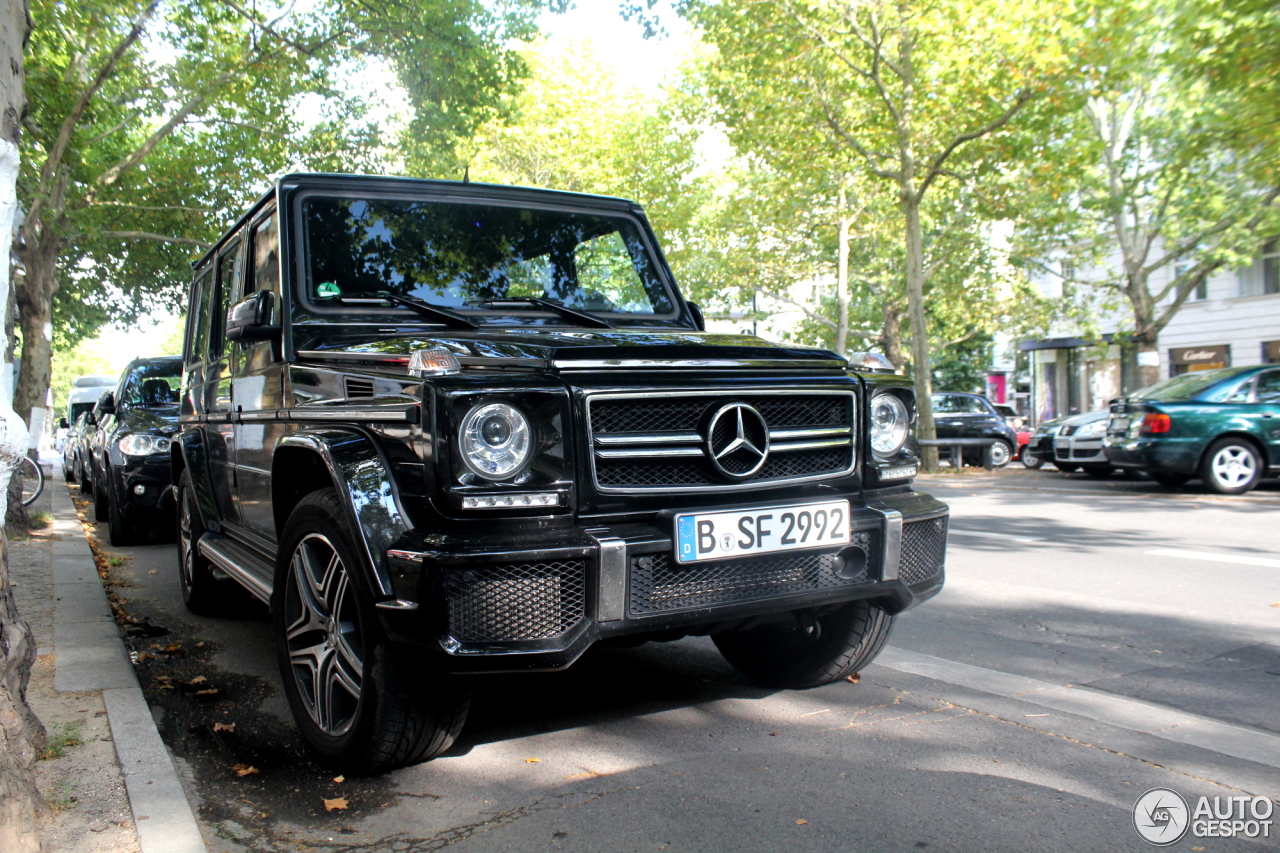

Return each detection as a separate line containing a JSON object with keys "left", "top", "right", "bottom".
{"left": 213, "top": 723, "right": 235, "bottom": 733}
{"left": 769, "top": 731, "right": 778, "bottom": 736}
{"left": 846, "top": 673, "right": 861, "bottom": 684}
{"left": 525, "top": 758, "right": 540, "bottom": 764}
{"left": 324, "top": 798, "right": 348, "bottom": 811}
{"left": 189, "top": 676, "right": 208, "bottom": 685}
{"left": 193, "top": 689, "right": 220, "bottom": 697}
{"left": 233, "top": 765, "right": 259, "bottom": 777}
{"left": 795, "top": 819, "right": 808, "bottom": 825}
{"left": 135, "top": 652, "right": 152, "bottom": 663}
{"left": 163, "top": 644, "right": 182, "bottom": 654}
{"left": 332, "top": 775, "right": 344, "bottom": 784}
{"left": 148, "top": 570, "right": 157, "bottom": 575}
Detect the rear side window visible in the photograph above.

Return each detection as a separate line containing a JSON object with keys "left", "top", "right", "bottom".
{"left": 1255, "top": 370, "right": 1280, "bottom": 404}
{"left": 187, "top": 269, "right": 213, "bottom": 365}
{"left": 252, "top": 213, "right": 280, "bottom": 297}
{"left": 214, "top": 239, "right": 242, "bottom": 361}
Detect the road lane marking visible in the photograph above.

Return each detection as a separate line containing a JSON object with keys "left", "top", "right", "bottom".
{"left": 1144, "top": 548, "right": 1280, "bottom": 569}
{"left": 948, "top": 528, "right": 1042, "bottom": 543}
{"left": 874, "top": 646, "right": 1280, "bottom": 771}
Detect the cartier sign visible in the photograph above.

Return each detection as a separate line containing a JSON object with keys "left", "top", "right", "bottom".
{"left": 1170, "top": 344, "right": 1229, "bottom": 365}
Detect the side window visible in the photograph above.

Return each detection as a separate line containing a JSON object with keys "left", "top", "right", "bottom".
{"left": 1255, "top": 370, "right": 1280, "bottom": 405}
{"left": 252, "top": 213, "right": 280, "bottom": 297}
{"left": 214, "top": 239, "right": 242, "bottom": 362}
{"left": 187, "top": 269, "right": 213, "bottom": 365}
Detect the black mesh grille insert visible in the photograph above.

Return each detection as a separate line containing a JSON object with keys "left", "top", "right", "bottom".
{"left": 445, "top": 560, "right": 587, "bottom": 643}
{"left": 899, "top": 517, "right": 947, "bottom": 585}
{"left": 596, "top": 449, "right": 851, "bottom": 487}
{"left": 629, "top": 532, "right": 873, "bottom": 615}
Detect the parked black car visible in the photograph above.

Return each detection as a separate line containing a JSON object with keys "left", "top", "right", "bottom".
{"left": 62, "top": 412, "right": 90, "bottom": 482}
{"left": 930, "top": 392, "right": 1020, "bottom": 467}
{"left": 88, "top": 356, "right": 183, "bottom": 545}
{"left": 174, "top": 173, "right": 950, "bottom": 773}
{"left": 70, "top": 410, "right": 100, "bottom": 491}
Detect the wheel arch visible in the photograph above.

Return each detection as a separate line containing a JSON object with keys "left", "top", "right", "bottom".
{"left": 1198, "top": 431, "right": 1270, "bottom": 470}
{"left": 273, "top": 429, "right": 407, "bottom": 599}
{"left": 174, "top": 429, "right": 220, "bottom": 531}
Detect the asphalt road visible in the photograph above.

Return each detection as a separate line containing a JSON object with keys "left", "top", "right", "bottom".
{"left": 79, "top": 466, "right": 1280, "bottom": 853}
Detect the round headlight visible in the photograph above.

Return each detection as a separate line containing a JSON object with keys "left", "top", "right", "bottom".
{"left": 118, "top": 434, "right": 171, "bottom": 456}
{"left": 459, "top": 402, "right": 532, "bottom": 480}
{"left": 870, "top": 394, "right": 910, "bottom": 456}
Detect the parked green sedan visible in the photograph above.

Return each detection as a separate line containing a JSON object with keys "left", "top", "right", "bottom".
{"left": 1104, "top": 365, "right": 1280, "bottom": 494}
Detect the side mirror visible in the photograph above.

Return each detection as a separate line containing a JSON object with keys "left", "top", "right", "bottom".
{"left": 686, "top": 300, "right": 706, "bottom": 332}
{"left": 59, "top": 418, "right": 69, "bottom": 430}
{"left": 226, "top": 291, "right": 281, "bottom": 342}
{"left": 94, "top": 391, "right": 115, "bottom": 418}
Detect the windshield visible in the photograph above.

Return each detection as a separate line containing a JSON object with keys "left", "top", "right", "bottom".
{"left": 1131, "top": 368, "right": 1243, "bottom": 402}
{"left": 68, "top": 402, "right": 95, "bottom": 420}
{"left": 301, "top": 196, "right": 675, "bottom": 317}
{"left": 120, "top": 363, "right": 181, "bottom": 408}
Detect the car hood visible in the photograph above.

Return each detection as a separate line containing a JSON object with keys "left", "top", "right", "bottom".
{"left": 117, "top": 406, "right": 180, "bottom": 435}
{"left": 298, "top": 329, "right": 851, "bottom": 372}
{"left": 1058, "top": 409, "right": 1110, "bottom": 426}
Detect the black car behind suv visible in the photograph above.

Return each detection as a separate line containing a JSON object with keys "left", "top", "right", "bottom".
{"left": 175, "top": 173, "right": 949, "bottom": 772}
{"left": 90, "top": 356, "right": 183, "bottom": 545}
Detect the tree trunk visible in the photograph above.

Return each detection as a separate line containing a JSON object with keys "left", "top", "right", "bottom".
{"left": 0, "top": 1, "right": 47, "bottom": 848}
{"left": 12, "top": 241, "right": 57, "bottom": 430}
{"left": 1135, "top": 336, "right": 1161, "bottom": 389}
{"left": 834, "top": 184, "right": 851, "bottom": 357}
{"left": 903, "top": 193, "right": 938, "bottom": 470}
{"left": 880, "top": 299, "right": 907, "bottom": 372}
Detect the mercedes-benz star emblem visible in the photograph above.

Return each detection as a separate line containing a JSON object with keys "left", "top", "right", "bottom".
{"left": 706, "top": 403, "right": 770, "bottom": 479}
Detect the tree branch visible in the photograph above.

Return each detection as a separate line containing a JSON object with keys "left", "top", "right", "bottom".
{"left": 87, "top": 201, "right": 219, "bottom": 214}
{"left": 97, "top": 231, "right": 213, "bottom": 248}
{"left": 919, "top": 88, "right": 1036, "bottom": 196}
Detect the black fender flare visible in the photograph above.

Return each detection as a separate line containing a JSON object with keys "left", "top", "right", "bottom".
{"left": 275, "top": 428, "right": 408, "bottom": 600}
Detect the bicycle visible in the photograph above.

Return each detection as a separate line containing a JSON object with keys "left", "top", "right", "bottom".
{"left": 16, "top": 456, "right": 44, "bottom": 507}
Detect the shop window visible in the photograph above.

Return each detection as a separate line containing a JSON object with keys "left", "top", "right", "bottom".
{"left": 1238, "top": 240, "right": 1278, "bottom": 296}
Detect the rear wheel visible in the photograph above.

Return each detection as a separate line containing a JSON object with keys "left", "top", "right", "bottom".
{"left": 79, "top": 459, "right": 92, "bottom": 494}
{"left": 713, "top": 600, "right": 895, "bottom": 689}
{"left": 93, "top": 467, "right": 109, "bottom": 521}
{"left": 1199, "top": 438, "right": 1262, "bottom": 495}
{"left": 1149, "top": 472, "right": 1191, "bottom": 487}
{"left": 1021, "top": 452, "right": 1044, "bottom": 470}
{"left": 275, "top": 489, "right": 471, "bottom": 774}
{"left": 988, "top": 440, "right": 1013, "bottom": 468}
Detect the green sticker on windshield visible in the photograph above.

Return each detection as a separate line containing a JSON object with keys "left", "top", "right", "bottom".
{"left": 317, "top": 281, "right": 341, "bottom": 297}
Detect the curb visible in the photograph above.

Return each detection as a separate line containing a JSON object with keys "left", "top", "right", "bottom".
{"left": 49, "top": 480, "right": 206, "bottom": 853}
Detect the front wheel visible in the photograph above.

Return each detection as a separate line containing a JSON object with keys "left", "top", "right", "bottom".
{"left": 93, "top": 467, "right": 109, "bottom": 521}
{"left": 275, "top": 489, "right": 471, "bottom": 774}
{"left": 713, "top": 600, "right": 895, "bottom": 689}
{"left": 1199, "top": 438, "right": 1262, "bottom": 495}
{"left": 988, "top": 440, "right": 1013, "bottom": 468}
{"left": 177, "top": 470, "right": 230, "bottom": 614}
{"left": 1021, "top": 452, "right": 1044, "bottom": 470}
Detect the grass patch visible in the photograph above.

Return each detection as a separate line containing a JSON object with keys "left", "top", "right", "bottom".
{"left": 47, "top": 776, "right": 78, "bottom": 810}
{"left": 27, "top": 510, "right": 52, "bottom": 530}
{"left": 39, "top": 721, "right": 84, "bottom": 760}
{"left": 107, "top": 555, "right": 126, "bottom": 567}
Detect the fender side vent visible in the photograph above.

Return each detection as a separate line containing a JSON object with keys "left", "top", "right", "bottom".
{"left": 344, "top": 377, "right": 375, "bottom": 398}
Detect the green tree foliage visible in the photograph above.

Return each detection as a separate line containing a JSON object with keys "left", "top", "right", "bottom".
{"left": 682, "top": 0, "right": 1073, "bottom": 463}
{"left": 17, "top": 0, "right": 545, "bottom": 426}
{"left": 1014, "top": 0, "right": 1280, "bottom": 386}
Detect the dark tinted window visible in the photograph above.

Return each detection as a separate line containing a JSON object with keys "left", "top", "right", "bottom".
{"left": 215, "top": 240, "right": 241, "bottom": 360}
{"left": 188, "top": 269, "right": 213, "bottom": 364}
{"left": 932, "top": 395, "right": 990, "bottom": 414}
{"left": 1133, "top": 368, "right": 1245, "bottom": 401}
{"left": 301, "top": 196, "right": 674, "bottom": 315}
{"left": 120, "top": 363, "right": 181, "bottom": 407}
{"left": 1255, "top": 370, "right": 1280, "bottom": 404}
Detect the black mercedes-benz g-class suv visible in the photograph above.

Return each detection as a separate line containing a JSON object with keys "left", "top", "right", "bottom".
{"left": 176, "top": 173, "right": 948, "bottom": 773}
{"left": 89, "top": 356, "right": 183, "bottom": 545}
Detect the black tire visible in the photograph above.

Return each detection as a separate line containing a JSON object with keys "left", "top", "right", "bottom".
{"left": 712, "top": 600, "right": 895, "bottom": 689}
{"left": 64, "top": 456, "right": 75, "bottom": 482}
{"left": 1149, "top": 471, "right": 1191, "bottom": 487}
{"left": 93, "top": 466, "right": 109, "bottom": 521}
{"left": 108, "top": 487, "right": 140, "bottom": 546}
{"left": 274, "top": 489, "right": 471, "bottom": 774}
{"left": 1198, "top": 437, "right": 1263, "bottom": 495}
{"left": 1021, "top": 452, "right": 1044, "bottom": 470}
{"left": 176, "top": 470, "right": 229, "bottom": 614}
{"left": 1083, "top": 466, "right": 1113, "bottom": 479}
{"left": 79, "top": 459, "right": 92, "bottom": 494}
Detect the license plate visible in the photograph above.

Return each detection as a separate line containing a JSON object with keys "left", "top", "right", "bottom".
{"left": 1109, "top": 417, "right": 1130, "bottom": 434}
{"left": 674, "top": 500, "right": 850, "bottom": 564}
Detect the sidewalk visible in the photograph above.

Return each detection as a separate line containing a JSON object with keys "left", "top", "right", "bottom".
{"left": 12, "top": 458, "right": 203, "bottom": 853}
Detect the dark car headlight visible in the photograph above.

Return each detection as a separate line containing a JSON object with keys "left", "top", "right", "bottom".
{"left": 870, "top": 393, "right": 910, "bottom": 456}
{"left": 118, "top": 434, "right": 171, "bottom": 456}
{"left": 458, "top": 402, "right": 533, "bottom": 480}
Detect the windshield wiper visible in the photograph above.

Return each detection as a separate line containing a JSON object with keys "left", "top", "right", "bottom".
{"left": 476, "top": 297, "right": 613, "bottom": 329}
{"left": 339, "top": 293, "right": 477, "bottom": 330}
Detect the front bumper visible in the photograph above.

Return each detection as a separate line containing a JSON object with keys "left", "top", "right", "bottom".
{"left": 1053, "top": 436, "right": 1108, "bottom": 466}
{"left": 377, "top": 489, "right": 948, "bottom": 673}
{"left": 111, "top": 456, "right": 176, "bottom": 518}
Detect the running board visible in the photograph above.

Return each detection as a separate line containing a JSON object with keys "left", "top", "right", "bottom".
{"left": 198, "top": 533, "right": 274, "bottom": 605}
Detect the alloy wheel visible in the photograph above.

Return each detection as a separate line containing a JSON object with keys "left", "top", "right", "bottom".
{"left": 1210, "top": 445, "right": 1257, "bottom": 489}
{"left": 989, "top": 441, "right": 1012, "bottom": 467}
{"left": 285, "top": 534, "right": 364, "bottom": 737}
{"left": 178, "top": 487, "right": 195, "bottom": 592}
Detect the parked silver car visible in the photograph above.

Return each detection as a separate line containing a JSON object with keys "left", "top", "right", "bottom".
{"left": 1052, "top": 409, "right": 1114, "bottom": 477}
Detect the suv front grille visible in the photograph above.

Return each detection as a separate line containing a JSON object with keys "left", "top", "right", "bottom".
{"left": 588, "top": 390, "right": 856, "bottom": 492}
{"left": 899, "top": 517, "right": 947, "bottom": 585}
{"left": 445, "top": 560, "right": 587, "bottom": 643}
{"left": 629, "top": 532, "right": 874, "bottom": 616}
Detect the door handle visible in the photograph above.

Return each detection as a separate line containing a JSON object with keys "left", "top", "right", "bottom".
{"left": 1264, "top": 412, "right": 1276, "bottom": 418}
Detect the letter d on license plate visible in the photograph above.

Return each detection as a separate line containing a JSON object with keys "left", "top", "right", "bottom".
{"left": 674, "top": 500, "right": 850, "bottom": 563}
